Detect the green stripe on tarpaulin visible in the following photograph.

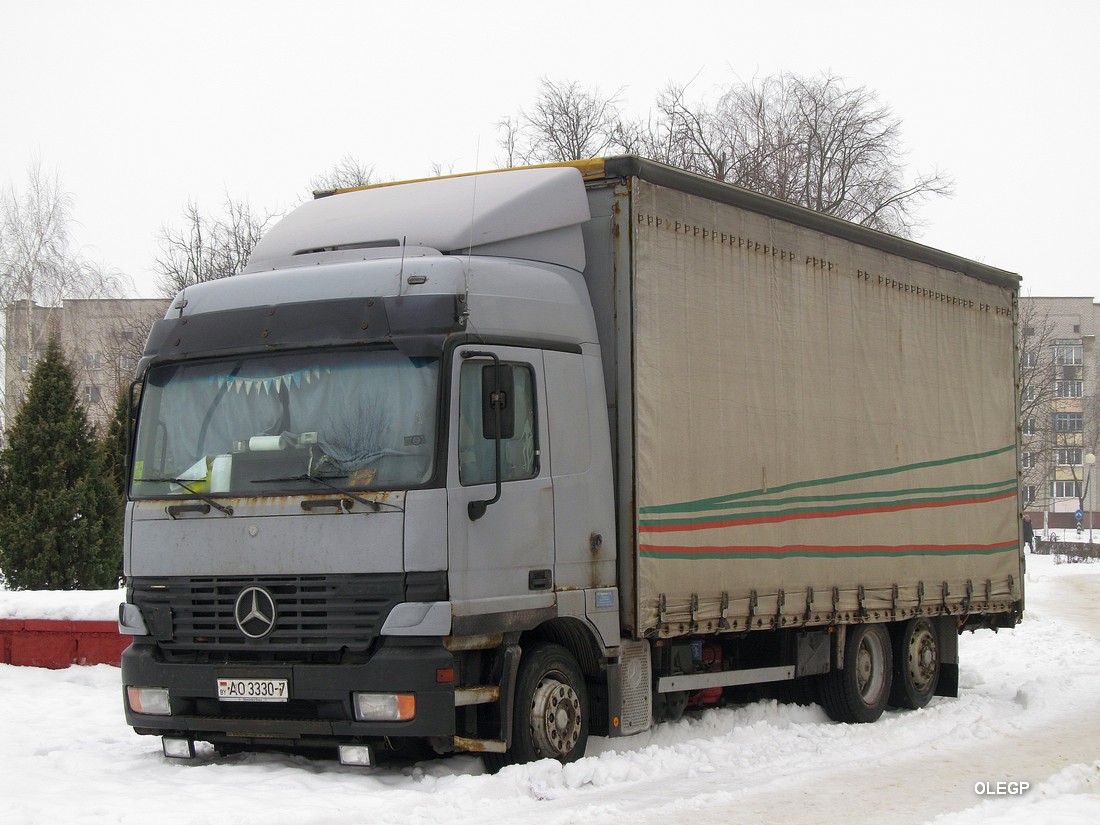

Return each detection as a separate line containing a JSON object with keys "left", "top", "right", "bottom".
{"left": 639, "top": 539, "right": 1019, "bottom": 560}
{"left": 639, "top": 483, "right": 1018, "bottom": 531}
{"left": 639, "top": 444, "right": 1017, "bottom": 518}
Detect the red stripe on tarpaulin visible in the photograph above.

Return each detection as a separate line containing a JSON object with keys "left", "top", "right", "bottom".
{"left": 639, "top": 492, "right": 1017, "bottom": 533}
{"left": 640, "top": 540, "right": 1018, "bottom": 558}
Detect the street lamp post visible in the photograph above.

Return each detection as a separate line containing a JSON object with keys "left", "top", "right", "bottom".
{"left": 1083, "top": 453, "right": 1097, "bottom": 543}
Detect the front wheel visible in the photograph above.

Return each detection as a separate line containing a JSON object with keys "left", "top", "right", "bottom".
{"left": 490, "top": 642, "right": 589, "bottom": 769}
{"left": 819, "top": 623, "right": 893, "bottom": 723}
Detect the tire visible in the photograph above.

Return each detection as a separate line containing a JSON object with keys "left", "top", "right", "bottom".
{"left": 889, "top": 617, "right": 940, "bottom": 710}
{"left": 493, "top": 642, "right": 589, "bottom": 768}
{"left": 819, "top": 623, "right": 893, "bottom": 723}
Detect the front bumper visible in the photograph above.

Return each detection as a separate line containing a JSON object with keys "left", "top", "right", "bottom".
{"left": 121, "top": 638, "right": 455, "bottom": 748}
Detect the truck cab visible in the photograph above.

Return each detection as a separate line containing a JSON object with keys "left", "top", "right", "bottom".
{"left": 120, "top": 165, "right": 618, "bottom": 765}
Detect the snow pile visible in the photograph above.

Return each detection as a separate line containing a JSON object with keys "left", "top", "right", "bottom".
{"left": 0, "top": 587, "right": 123, "bottom": 622}
{"left": 0, "top": 554, "right": 1098, "bottom": 824}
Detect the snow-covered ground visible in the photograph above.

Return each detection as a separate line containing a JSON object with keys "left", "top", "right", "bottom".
{"left": 1, "top": 554, "right": 1098, "bottom": 825}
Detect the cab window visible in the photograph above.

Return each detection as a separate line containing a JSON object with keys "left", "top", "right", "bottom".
{"left": 458, "top": 361, "right": 537, "bottom": 485}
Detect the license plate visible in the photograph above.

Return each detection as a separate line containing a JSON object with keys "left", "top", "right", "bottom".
{"left": 216, "top": 678, "right": 289, "bottom": 703}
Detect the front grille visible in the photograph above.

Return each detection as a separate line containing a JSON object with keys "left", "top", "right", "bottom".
{"left": 129, "top": 572, "right": 445, "bottom": 660}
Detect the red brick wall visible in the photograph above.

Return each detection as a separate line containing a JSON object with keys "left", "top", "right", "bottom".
{"left": 0, "top": 619, "right": 130, "bottom": 669}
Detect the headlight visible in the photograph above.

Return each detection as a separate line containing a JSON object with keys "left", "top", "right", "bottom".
{"left": 127, "top": 686, "right": 171, "bottom": 715}
{"left": 352, "top": 692, "right": 415, "bottom": 721}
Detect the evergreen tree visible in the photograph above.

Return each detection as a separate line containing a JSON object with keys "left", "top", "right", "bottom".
{"left": 0, "top": 337, "right": 121, "bottom": 589}
{"left": 100, "top": 388, "right": 129, "bottom": 570}
{"left": 103, "top": 388, "right": 130, "bottom": 502}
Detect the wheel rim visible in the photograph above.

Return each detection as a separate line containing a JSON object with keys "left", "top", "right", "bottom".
{"left": 529, "top": 673, "right": 582, "bottom": 757}
{"left": 907, "top": 621, "right": 938, "bottom": 693}
{"left": 855, "top": 630, "right": 887, "bottom": 705}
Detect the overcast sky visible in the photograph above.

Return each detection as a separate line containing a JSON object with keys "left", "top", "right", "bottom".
{"left": 2, "top": 0, "right": 1097, "bottom": 300}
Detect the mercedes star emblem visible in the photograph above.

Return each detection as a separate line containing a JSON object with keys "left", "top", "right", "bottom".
{"left": 234, "top": 586, "right": 278, "bottom": 639}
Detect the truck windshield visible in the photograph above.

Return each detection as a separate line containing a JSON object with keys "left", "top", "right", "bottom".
{"left": 130, "top": 348, "right": 439, "bottom": 498}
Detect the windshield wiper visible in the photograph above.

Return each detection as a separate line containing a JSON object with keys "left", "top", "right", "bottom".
{"left": 250, "top": 473, "right": 403, "bottom": 513}
{"left": 142, "top": 478, "right": 235, "bottom": 517}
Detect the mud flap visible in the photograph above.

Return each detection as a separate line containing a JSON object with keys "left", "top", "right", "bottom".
{"left": 933, "top": 615, "right": 960, "bottom": 698}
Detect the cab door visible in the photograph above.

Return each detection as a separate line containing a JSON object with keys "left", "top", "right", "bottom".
{"left": 447, "top": 346, "right": 555, "bottom": 616}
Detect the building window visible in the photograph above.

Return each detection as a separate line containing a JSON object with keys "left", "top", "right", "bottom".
{"left": 1055, "top": 448, "right": 1083, "bottom": 466}
{"left": 1022, "top": 385, "right": 1038, "bottom": 402}
{"left": 1022, "top": 418, "right": 1038, "bottom": 436}
{"left": 1054, "top": 380, "right": 1084, "bottom": 398}
{"left": 17, "top": 351, "right": 42, "bottom": 372}
{"left": 84, "top": 386, "right": 102, "bottom": 404}
{"left": 1024, "top": 485, "right": 1036, "bottom": 505}
{"left": 1051, "top": 480, "right": 1083, "bottom": 499}
{"left": 1052, "top": 340, "right": 1083, "bottom": 366}
{"left": 1021, "top": 350, "right": 1038, "bottom": 367}
{"left": 1053, "top": 412, "right": 1083, "bottom": 432}
{"left": 1022, "top": 452, "right": 1037, "bottom": 470}
{"left": 84, "top": 353, "right": 103, "bottom": 370}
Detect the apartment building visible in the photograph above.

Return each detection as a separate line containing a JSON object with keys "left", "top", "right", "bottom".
{"left": 1019, "top": 296, "right": 1100, "bottom": 535}
{"left": 3, "top": 298, "right": 167, "bottom": 433}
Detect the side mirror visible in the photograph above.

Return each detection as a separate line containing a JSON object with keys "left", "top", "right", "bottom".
{"left": 461, "top": 351, "right": 510, "bottom": 522}
{"left": 481, "top": 364, "right": 515, "bottom": 440}
{"left": 126, "top": 379, "right": 143, "bottom": 484}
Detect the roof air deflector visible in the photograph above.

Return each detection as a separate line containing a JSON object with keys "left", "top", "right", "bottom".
{"left": 294, "top": 239, "right": 400, "bottom": 256}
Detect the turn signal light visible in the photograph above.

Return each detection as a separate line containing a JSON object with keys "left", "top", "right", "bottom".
{"left": 352, "top": 692, "right": 416, "bottom": 721}
{"left": 127, "top": 686, "right": 171, "bottom": 716}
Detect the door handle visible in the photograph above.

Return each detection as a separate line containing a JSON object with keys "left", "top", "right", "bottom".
{"left": 528, "top": 568, "right": 553, "bottom": 591}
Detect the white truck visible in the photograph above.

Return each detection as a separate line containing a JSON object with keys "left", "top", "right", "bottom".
{"left": 120, "top": 156, "right": 1023, "bottom": 767}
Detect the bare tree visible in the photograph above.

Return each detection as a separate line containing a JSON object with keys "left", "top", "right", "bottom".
{"left": 309, "top": 155, "right": 377, "bottom": 194}
{"left": 497, "top": 79, "right": 625, "bottom": 165}
{"left": 84, "top": 312, "right": 157, "bottom": 425}
{"left": 1, "top": 161, "right": 126, "bottom": 424}
{"left": 599, "top": 72, "right": 952, "bottom": 237}
{"left": 777, "top": 73, "right": 952, "bottom": 235}
{"left": 1018, "top": 299, "right": 1058, "bottom": 512}
{"left": 429, "top": 160, "right": 457, "bottom": 178}
{"left": 1, "top": 160, "right": 125, "bottom": 305}
{"left": 618, "top": 81, "right": 737, "bottom": 180}
{"left": 154, "top": 196, "right": 277, "bottom": 298}
{"left": 497, "top": 115, "right": 522, "bottom": 167}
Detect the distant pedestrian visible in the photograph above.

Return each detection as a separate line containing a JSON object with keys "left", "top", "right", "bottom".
{"left": 1022, "top": 514, "right": 1034, "bottom": 552}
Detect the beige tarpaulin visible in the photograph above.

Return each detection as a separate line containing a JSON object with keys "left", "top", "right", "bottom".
{"left": 630, "top": 180, "right": 1021, "bottom": 637}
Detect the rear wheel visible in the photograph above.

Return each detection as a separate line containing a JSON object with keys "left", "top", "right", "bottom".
{"left": 488, "top": 642, "right": 589, "bottom": 770}
{"left": 889, "top": 617, "right": 940, "bottom": 709}
{"left": 819, "top": 623, "right": 893, "bottom": 723}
